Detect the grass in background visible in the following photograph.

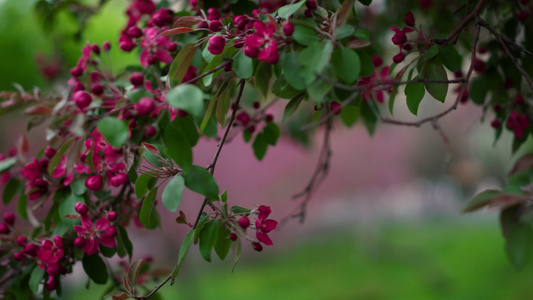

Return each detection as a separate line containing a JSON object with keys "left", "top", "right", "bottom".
{"left": 64, "top": 218, "right": 533, "bottom": 300}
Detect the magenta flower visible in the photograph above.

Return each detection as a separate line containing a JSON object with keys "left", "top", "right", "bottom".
{"left": 74, "top": 215, "right": 117, "bottom": 255}
{"left": 37, "top": 236, "right": 64, "bottom": 267}
{"left": 358, "top": 66, "right": 392, "bottom": 103}
{"left": 255, "top": 205, "right": 277, "bottom": 246}
{"left": 139, "top": 27, "right": 173, "bottom": 66}
{"left": 244, "top": 21, "right": 280, "bottom": 64}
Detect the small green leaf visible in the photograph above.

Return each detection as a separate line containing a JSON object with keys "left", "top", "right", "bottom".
{"left": 293, "top": 26, "right": 319, "bottom": 46}
{"left": 0, "top": 157, "right": 16, "bottom": 173}
{"left": 405, "top": 79, "right": 425, "bottom": 115}
{"left": 168, "top": 43, "right": 198, "bottom": 87}
{"left": 354, "top": 28, "right": 370, "bottom": 40}
{"left": 438, "top": 45, "right": 462, "bottom": 72}
{"left": 167, "top": 84, "right": 205, "bottom": 118}
{"left": 163, "top": 125, "right": 192, "bottom": 173}
{"left": 243, "top": 129, "right": 252, "bottom": 143}
{"left": 340, "top": 105, "right": 359, "bottom": 127}
{"left": 199, "top": 220, "right": 220, "bottom": 262}
{"left": 282, "top": 51, "right": 306, "bottom": 90}
{"left": 360, "top": 99, "right": 377, "bottom": 136}
{"left": 126, "top": 88, "right": 152, "bottom": 104}
{"left": 117, "top": 225, "right": 133, "bottom": 262}
{"left": 171, "top": 229, "right": 195, "bottom": 278}
{"left": 422, "top": 59, "right": 448, "bottom": 102}
{"left": 3, "top": 178, "right": 20, "bottom": 205}
{"left": 255, "top": 62, "right": 272, "bottom": 98}
{"left": 263, "top": 122, "right": 280, "bottom": 145}
{"left": 423, "top": 45, "right": 439, "bottom": 60}
{"left": 183, "top": 165, "right": 219, "bottom": 199}
{"left": 139, "top": 188, "right": 160, "bottom": 229}
{"left": 469, "top": 76, "right": 488, "bottom": 105}
{"left": 215, "top": 226, "right": 231, "bottom": 260}
{"left": 336, "top": 24, "right": 355, "bottom": 40}
{"left": 283, "top": 95, "right": 304, "bottom": 122}
{"left": 332, "top": 46, "right": 360, "bottom": 84}
{"left": 127, "top": 259, "right": 144, "bottom": 293}
{"left": 272, "top": 76, "right": 302, "bottom": 99}
{"left": 18, "top": 194, "right": 28, "bottom": 220}
{"left": 162, "top": 175, "right": 184, "bottom": 212}
{"left": 277, "top": 0, "right": 305, "bottom": 18}
{"left": 194, "top": 212, "right": 209, "bottom": 244}
{"left": 97, "top": 117, "right": 129, "bottom": 147}
{"left": 48, "top": 138, "right": 74, "bottom": 175}
{"left": 134, "top": 174, "right": 158, "bottom": 199}
{"left": 231, "top": 206, "right": 251, "bottom": 215}
{"left": 83, "top": 253, "right": 109, "bottom": 284}
{"left": 501, "top": 205, "right": 533, "bottom": 270}
{"left": 252, "top": 133, "right": 268, "bottom": 160}
{"left": 357, "top": 50, "right": 374, "bottom": 77}
{"left": 29, "top": 266, "right": 44, "bottom": 294}
{"left": 233, "top": 51, "right": 253, "bottom": 79}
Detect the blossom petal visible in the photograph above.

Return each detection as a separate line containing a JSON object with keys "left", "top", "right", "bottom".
{"left": 140, "top": 49, "right": 151, "bottom": 67}
{"left": 83, "top": 237, "right": 99, "bottom": 255}
{"left": 98, "top": 235, "right": 116, "bottom": 248}
{"left": 95, "top": 217, "right": 110, "bottom": 231}
{"left": 256, "top": 231, "right": 273, "bottom": 245}
{"left": 154, "top": 48, "right": 173, "bottom": 63}
{"left": 261, "top": 219, "right": 278, "bottom": 232}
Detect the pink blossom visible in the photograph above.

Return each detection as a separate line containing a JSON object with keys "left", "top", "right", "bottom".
{"left": 255, "top": 205, "right": 277, "bottom": 246}
{"left": 244, "top": 21, "right": 280, "bottom": 64}
{"left": 74, "top": 215, "right": 117, "bottom": 255}
{"left": 37, "top": 236, "right": 64, "bottom": 267}
{"left": 139, "top": 27, "right": 173, "bottom": 66}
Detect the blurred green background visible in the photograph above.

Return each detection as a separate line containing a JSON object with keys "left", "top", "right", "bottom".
{"left": 1, "top": 0, "right": 533, "bottom": 299}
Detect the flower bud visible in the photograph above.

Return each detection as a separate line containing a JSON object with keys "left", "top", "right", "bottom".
{"left": 130, "top": 72, "right": 144, "bottom": 87}
{"left": 127, "top": 26, "right": 143, "bottom": 38}
{"left": 73, "top": 91, "right": 92, "bottom": 109}
{"left": 372, "top": 56, "right": 383, "bottom": 67}
{"left": 393, "top": 52, "right": 405, "bottom": 63}
{"left": 103, "top": 41, "right": 111, "bottom": 52}
{"left": 0, "top": 223, "right": 10, "bottom": 234}
{"left": 208, "top": 35, "right": 226, "bottom": 55}
{"left": 209, "top": 20, "right": 223, "bottom": 32}
{"left": 23, "top": 243, "right": 37, "bottom": 256}
{"left": 330, "top": 101, "right": 342, "bottom": 115}
{"left": 252, "top": 242, "right": 263, "bottom": 252}
{"left": 238, "top": 217, "right": 250, "bottom": 228}
{"left": 306, "top": 0, "right": 317, "bottom": 9}
{"left": 145, "top": 125, "right": 157, "bottom": 137}
{"left": 107, "top": 211, "right": 118, "bottom": 222}
{"left": 44, "top": 147, "right": 57, "bottom": 158}
{"left": 4, "top": 212, "right": 15, "bottom": 226}
{"left": 283, "top": 21, "right": 294, "bottom": 36}
{"left": 404, "top": 12, "right": 415, "bottom": 27}
{"left": 70, "top": 66, "right": 83, "bottom": 77}
{"left": 91, "top": 44, "right": 101, "bottom": 55}
{"left": 45, "top": 276, "right": 58, "bottom": 291}
{"left": 207, "top": 8, "right": 220, "bottom": 20}
{"left": 13, "top": 251, "right": 26, "bottom": 261}
{"left": 137, "top": 98, "right": 156, "bottom": 116}
{"left": 75, "top": 202, "right": 89, "bottom": 215}
{"left": 229, "top": 233, "right": 238, "bottom": 241}
{"left": 91, "top": 83, "right": 104, "bottom": 96}
{"left": 17, "top": 235, "right": 28, "bottom": 247}
{"left": 166, "top": 42, "right": 177, "bottom": 52}
{"left": 85, "top": 174, "right": 103, "bottom": 191}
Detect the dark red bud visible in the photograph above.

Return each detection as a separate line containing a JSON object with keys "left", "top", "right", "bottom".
{"left": 283, "top": 21, "right": 294, "bottom": 36}
{"left": 4, "top": 212, "right": 15, "bottom": 226}
{"left": 137, "top": 97, "right": 156, "bottom": 116}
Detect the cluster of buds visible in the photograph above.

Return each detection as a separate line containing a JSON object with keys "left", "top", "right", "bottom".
{"left": 357, "top": 56, "right": 393, "bottom": 103}
{"left": 229, "top": 205, "right": 278, "bottom": 252}
{"left": 235, "top": 103, "right": 274, "bottom": 134}
{"left": 389, "top": 12, "right": 417, "bottom": 63}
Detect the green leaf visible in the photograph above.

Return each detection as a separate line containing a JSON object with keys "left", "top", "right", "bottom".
{"left": 252, "top": 133, "right": 268, "bottom": 160}
{"left": 139, "top": 188, "right": 160, "bottom": 229}
{"left": 336, "top": 24, "right": 355, "bottom": 39}
{"left": 282, "top": 51, "right": 306, "bottom": 90}
{"left": 215, "top": 86, "right": 231, "bottom": 125}
{"left": 3, "top": 178, "right": 20, "bottom": 205}
{"left": 199, "top": 220, "right": 220, "bottom": 262}
{"left": 194, "top": 212, "right": 209, "bottom": 244}
{"left": 127, "top": 259, "right": 144, "bottom": 293}
{"left": 332, "top": 46, "right": 360, "bottom": 85}
{"left": 117, "top": 225, "right": 133, "bottom": 262}
{"left": 354, "top": 28, "right": 370, "bottom": 40}
{"left": 293, "top": 25, "right": 319, "bottom": 46}
{"left": 422, "top": 59, "right": 448, "bottom": 102}
{"left": 126, "top": 88, "right": 152, "bottom": 104}
{"left": 243, "top": 128, "right": 252, "bottom": 143}
{"left": 97, "top": 117, "right": 129, "bottom": 147}
{"left": 201, "top": 93, "right": 218, "bottom": 132}
{"left": 405, "top": 79, "right": 425, "bottom": 115}
{"left": 307, "top": 79, "right": 333, "bottom": 103}
{"left": 272, "top": 76, "right": 302, "bottom": 99}
{"left": 340, "top": 105, "right": 359, "bottom": 127}
{"left": 360, "top": 99, "right": 377, "bottom": 136}
{"left": 300, "top": 40, "right": 334, "bottom": 86}
{"left": 171, "top": 229, "right": 195, "bottom": 278}
{"left": 357, "top": 50, "right": 374, "bottom": 77}
{"left": 17, "top": 194, "right": 28, "bottom": 220}
{"left": 423, "top": 45, "right": 439, "bottom": 60}
{"left": 233, "top": 51, "right": 253, "bottom": 79}
{"left": 183, "top": 165, "right": 219, "bottom": 199}
{"left": 501, "top": 205, "right": 533, "bottom": 270}
{"left": 255, "top": 62, "right": 272, "bottom": 98}
{"left": 172, "top": 115, "right": 200, "bottom": 146}
{"left": 231, "top": 206, "right": 251, "bottom": 215}
{"left": 168, "top": 43, "right": 198, "bottom": 87}
{"left": 134, "top": 174, "right": 158, "bottom": 199}
{"left": 162, "top": 176, "right": 184, "bottom": 212}
{"left": 438, "top": 45, "right": 462, "bottom": 72}
{"left": 167, "top": 84, "right": 205, "bottom": 118}
{"left": 163, "top": 125, "right": 192, "bottom": 173}
{"left": 70, "top": 179, "right": 87, "bottom": 196}
{"left": 263, "top": 122, "right": 280, "bottom": 145}
{"left": 283, "top": 95, "right": 304, "bottom": 122}
{"left": 48, "top": 138, "right": 74, "bottom": 175}
{"left": 83, "top": 254, "right": 109, "bottom": 284}
{"left": 277, "top": 0, "right": 305, "bottom": 18}
{"left": 463, "top": 190, "right": 524, "bottom": 212}
{"left": 0, "top": 157, "right": 16, "bottom": 173}
{"left": 469, "top": 76, "right": 488, "bottom": 105}
{"left": 215, "top": 226, "right": 231, "bottom": 260}
{"left": 29, "top": 266, "right": 44, "bottom": 294}
{"left": 59, "top": 194, "right": 83, "bottom": 221}
{"left": 231, "top": 238, "right": 242, "bottom": 271}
